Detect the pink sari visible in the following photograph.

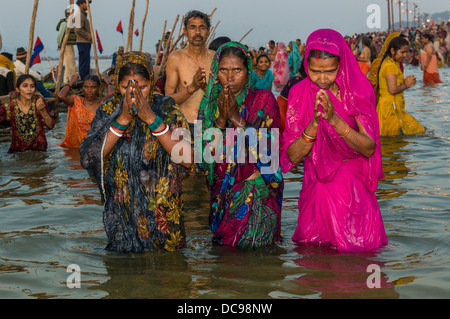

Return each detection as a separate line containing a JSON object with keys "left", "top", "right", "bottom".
{"left": 281, "top": 29, "right": 387, "bottom": 252}
{"left": 272, "top": 42, "right": 290, "bottom": 86}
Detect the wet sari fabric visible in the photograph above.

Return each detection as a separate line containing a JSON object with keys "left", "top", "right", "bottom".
{"left": 197, "top": 42, "right": 284, "bottom": 249}
{"left": 0, "top": 94, "right": 54, "bottom": 153}
{"left": 80, "top": 52, "right": 190, "bottom": 253}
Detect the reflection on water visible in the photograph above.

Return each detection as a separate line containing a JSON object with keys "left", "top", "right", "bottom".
{"left": 0, "top": 65, "right": 449, "bottom": 299}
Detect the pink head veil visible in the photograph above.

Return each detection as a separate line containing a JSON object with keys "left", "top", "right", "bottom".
{"left": 281, "top": 29, "right": 383, "bottom": 191}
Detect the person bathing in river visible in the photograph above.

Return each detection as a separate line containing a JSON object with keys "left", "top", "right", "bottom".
{"left": 0, "top": 74, "right": 55, "bottom": 153}
{"left": 281, "top": 29, "right": 387, "bottom": 252}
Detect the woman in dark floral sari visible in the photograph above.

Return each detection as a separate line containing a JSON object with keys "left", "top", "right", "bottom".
{"left": 80, "top": 52, "right": 193, "bottom": 253}
{"left": 197, "top": 42, "right": 284, "bottom": 249}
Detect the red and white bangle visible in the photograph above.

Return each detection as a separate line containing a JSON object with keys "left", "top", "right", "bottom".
{"left": 109, "top": 126, "right": 123, "bottom": 137}
{"left": 152, "top": 123, "right": 169, "bottom": 136}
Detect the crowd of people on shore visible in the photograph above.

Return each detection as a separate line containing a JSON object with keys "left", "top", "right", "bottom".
{"left": 0, "top": 2, "right": 448, "bottom": 254}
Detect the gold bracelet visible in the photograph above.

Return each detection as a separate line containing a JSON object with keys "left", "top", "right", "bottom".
{"left": 340, "top": 123, "right": 351, "bottom": 137}
{"left": 301, "top": 131, "right": 316, "bottom": 143}
{"left": 302, "top": 130, "right": 316, "bottom": 140}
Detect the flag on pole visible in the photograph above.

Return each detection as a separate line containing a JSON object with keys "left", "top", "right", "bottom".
{"left": 116, "top": 21, "right": 123, "bottom": 34}
{"left": 30, "top": 37, "right": 43, "bottom": 67}
{"left": 134, "top": 28, "right": 139, "bottom": 37}
{"left": 96, "top": 30, "right": 103, "bottom": 54}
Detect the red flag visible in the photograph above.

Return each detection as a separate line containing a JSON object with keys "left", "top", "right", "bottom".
{"left": 116, "top": 21, "right": 123, "bottom": 34}
{"left": 30, "top": 37, "right": 43, "bottom": 67}
{"left": 96, "top": 30, "right": 103, "bottom": 54}
{"left": 134, "top": 28, "right": 139, "bottom": 37}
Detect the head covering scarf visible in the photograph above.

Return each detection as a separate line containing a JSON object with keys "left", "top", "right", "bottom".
{"left": 288, "top": 40, "right": 301, "bottom": 77}
{"left": 196, "top": 42, "right": 283, "bottom": 247}
{"left": 281, "top": 29, "right": 383, "bottom": 192}
{"left": 367, "top": 32, "right": 400, "bottom": 86}
{"left": 197, "top": 41, "right": 254, "bottom": 183}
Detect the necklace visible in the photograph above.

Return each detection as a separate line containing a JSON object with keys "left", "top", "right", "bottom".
{"left": 83, "top": 97, "right": 100, "bottom": 109}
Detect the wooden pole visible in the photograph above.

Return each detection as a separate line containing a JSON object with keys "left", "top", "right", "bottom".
{"left": 139, "top": 0, "right": 149, "bottom": 52}
{"left": 158, "top": 15, "right": 179, "bottom": 77}
{"left": 86, "top": 0, "right": 100, "bottom": 78}
{"left": 156, "top": 20, "right": 167, "bottom": 66}
{"left": 206, "top": 20, "right": 220, "bottom": 48}
{"left": 25, "top": 0, "right": 39, "bottom": 75}
{"left": 239, "top": 28, "right": 253, "bottom": 43}
{"left": 387, "top": 0, "right": 391, "bottom": 32}
{"left": 42, "top": 46, "right": 55, "bottom": 82}
{"left": 126, "top": 0, "right": 136, "bottom": 52}
{"left": 54, "top": 0, "right": 74, "bottom": 117}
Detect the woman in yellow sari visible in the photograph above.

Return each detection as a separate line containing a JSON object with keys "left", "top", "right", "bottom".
{"left": 367, "top": 32, "right": 399, "bottom": 89}
{"left": 376, "top": 37, "right": 425, "bottom": 136}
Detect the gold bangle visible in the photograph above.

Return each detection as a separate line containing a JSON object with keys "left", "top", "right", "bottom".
{"left": 303, "top": 130, "right": 316, "bottom": 140}
{"left": 301, "top": 131, "right": 316, "bottom": 143}
{"left": 340, "top": 124, "right": 351, "bottom": 137}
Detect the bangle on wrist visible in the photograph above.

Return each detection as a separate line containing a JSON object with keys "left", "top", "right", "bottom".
{"left": 112, "top": 120, "right": 130, "bottom": 130}
{"left": 186, "top": 85, "right": 194, "bottom": 95}
{"left": 109, "top": 126, "right": 123, "bottom": 137}
{"left": 301, "top": 130, "right": 316, "bottom": 143}
{"left": 214, "top": 119, "right": 226, "bottom": 130}
{"left": 152, "top": 123, "right": 170, "bottom": 136}
{"left": 147, "top": 115, "right": 163, "bottom": 131}
{"left": 340, "top": 123, "right": 351, "bottom": 138}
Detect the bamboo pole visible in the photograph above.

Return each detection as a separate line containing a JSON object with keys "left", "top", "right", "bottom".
{"left": 139, "top": 0, "right": 149, "bottom": 52}
{"left": 42, "top": 46, "right": 55, "bottom": 82}
{"left": 156, "top": 20, "right": 167, "bottom": 66}
{"left": 206, "top": 20, "right": 220, "bottom": 48}
{"left": 86, "top": 0, "right": 100, "bottom": 78}
{"left": 239, "top": 28, "right": 253, "bottom": 43}
{"left": 25, "top": 0, "right": 39, "bottom": 75}
{"left": 158, "top": 15, "right": 179, "bottom": 77}
{"left": 54, "top": 0, "right": 74, "bottom": 117}
{"left": 126, "top": 0, "right": 136, "bottom": 52}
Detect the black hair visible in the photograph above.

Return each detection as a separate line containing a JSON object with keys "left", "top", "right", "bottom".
{"left": 421, "top": 33, "right": 433, "bottom": 41}
{"left": 83, "top": 74, "right": 100, "bottom": 86}
{"left": 184, "top": 10, "right": 211, "bottom": 30}
{"left": 298, "top": 62, "right": 307, "bottom": 79}
{"left": 307, "top": 49, "right": 340, "bottom": 61}
{"left": 361, "top": 36, "right": 371, "bottom": 47}
{"left": 269, "top": 40, "right": 275, "bottom": 45}
{"left": 118, "top": 63, "right": 150, "bottom": 83}
{"left": 208, "top": 37, "right": 231, "bottom": 51}
{"left": 256, "top": 53, "right": 270, "bottom": 64}
{"left": 376, "top": 36, "right": 409, "bottom": 86}
{"left": 219, "top": 47, "right": 250, "bottom": 70}
{"left": 16, "top": 74, "right": 37, "bottom": 88}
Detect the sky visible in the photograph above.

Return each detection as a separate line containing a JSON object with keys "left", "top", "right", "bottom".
{"left": 0, "top": 0, "right": 449, "bottom": 58}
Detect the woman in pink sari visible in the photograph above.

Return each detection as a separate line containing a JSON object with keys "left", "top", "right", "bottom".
{"left": 281, "top": 29, "right": 387, "bottom": 252}
{"left": 272, "top": 42, "right": 290, "bottom": 87}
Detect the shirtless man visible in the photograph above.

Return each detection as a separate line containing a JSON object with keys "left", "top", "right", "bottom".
{"left": 165, "top": 10, "right": 214, "bottom": 136}
{"left": 267, "top": 40, "right": 277, "bottom": 61}
{"left": 420, "top": 33, "right": 442, "bottom": 83}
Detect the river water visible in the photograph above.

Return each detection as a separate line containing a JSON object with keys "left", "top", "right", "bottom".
{"left": 0, "top": 64, "right": 449, "bottom": 300}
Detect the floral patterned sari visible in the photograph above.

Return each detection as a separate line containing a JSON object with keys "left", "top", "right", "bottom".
{"left": 197, "top": 42, "right": 284, "bottom": 249}
{"left": 80, "top": 52, "right": 191, "bottom": 253}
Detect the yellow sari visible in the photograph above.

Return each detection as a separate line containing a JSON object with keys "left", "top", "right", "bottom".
{"left": 377, "top": 57, "right": 425, "bottom": 136}
{"left": 367, "top": 32, "right": 400, "bottom": 87}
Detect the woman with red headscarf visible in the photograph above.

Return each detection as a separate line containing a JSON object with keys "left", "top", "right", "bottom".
{"left": 281, "top": 29, "right": 387, "bottom": 252}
